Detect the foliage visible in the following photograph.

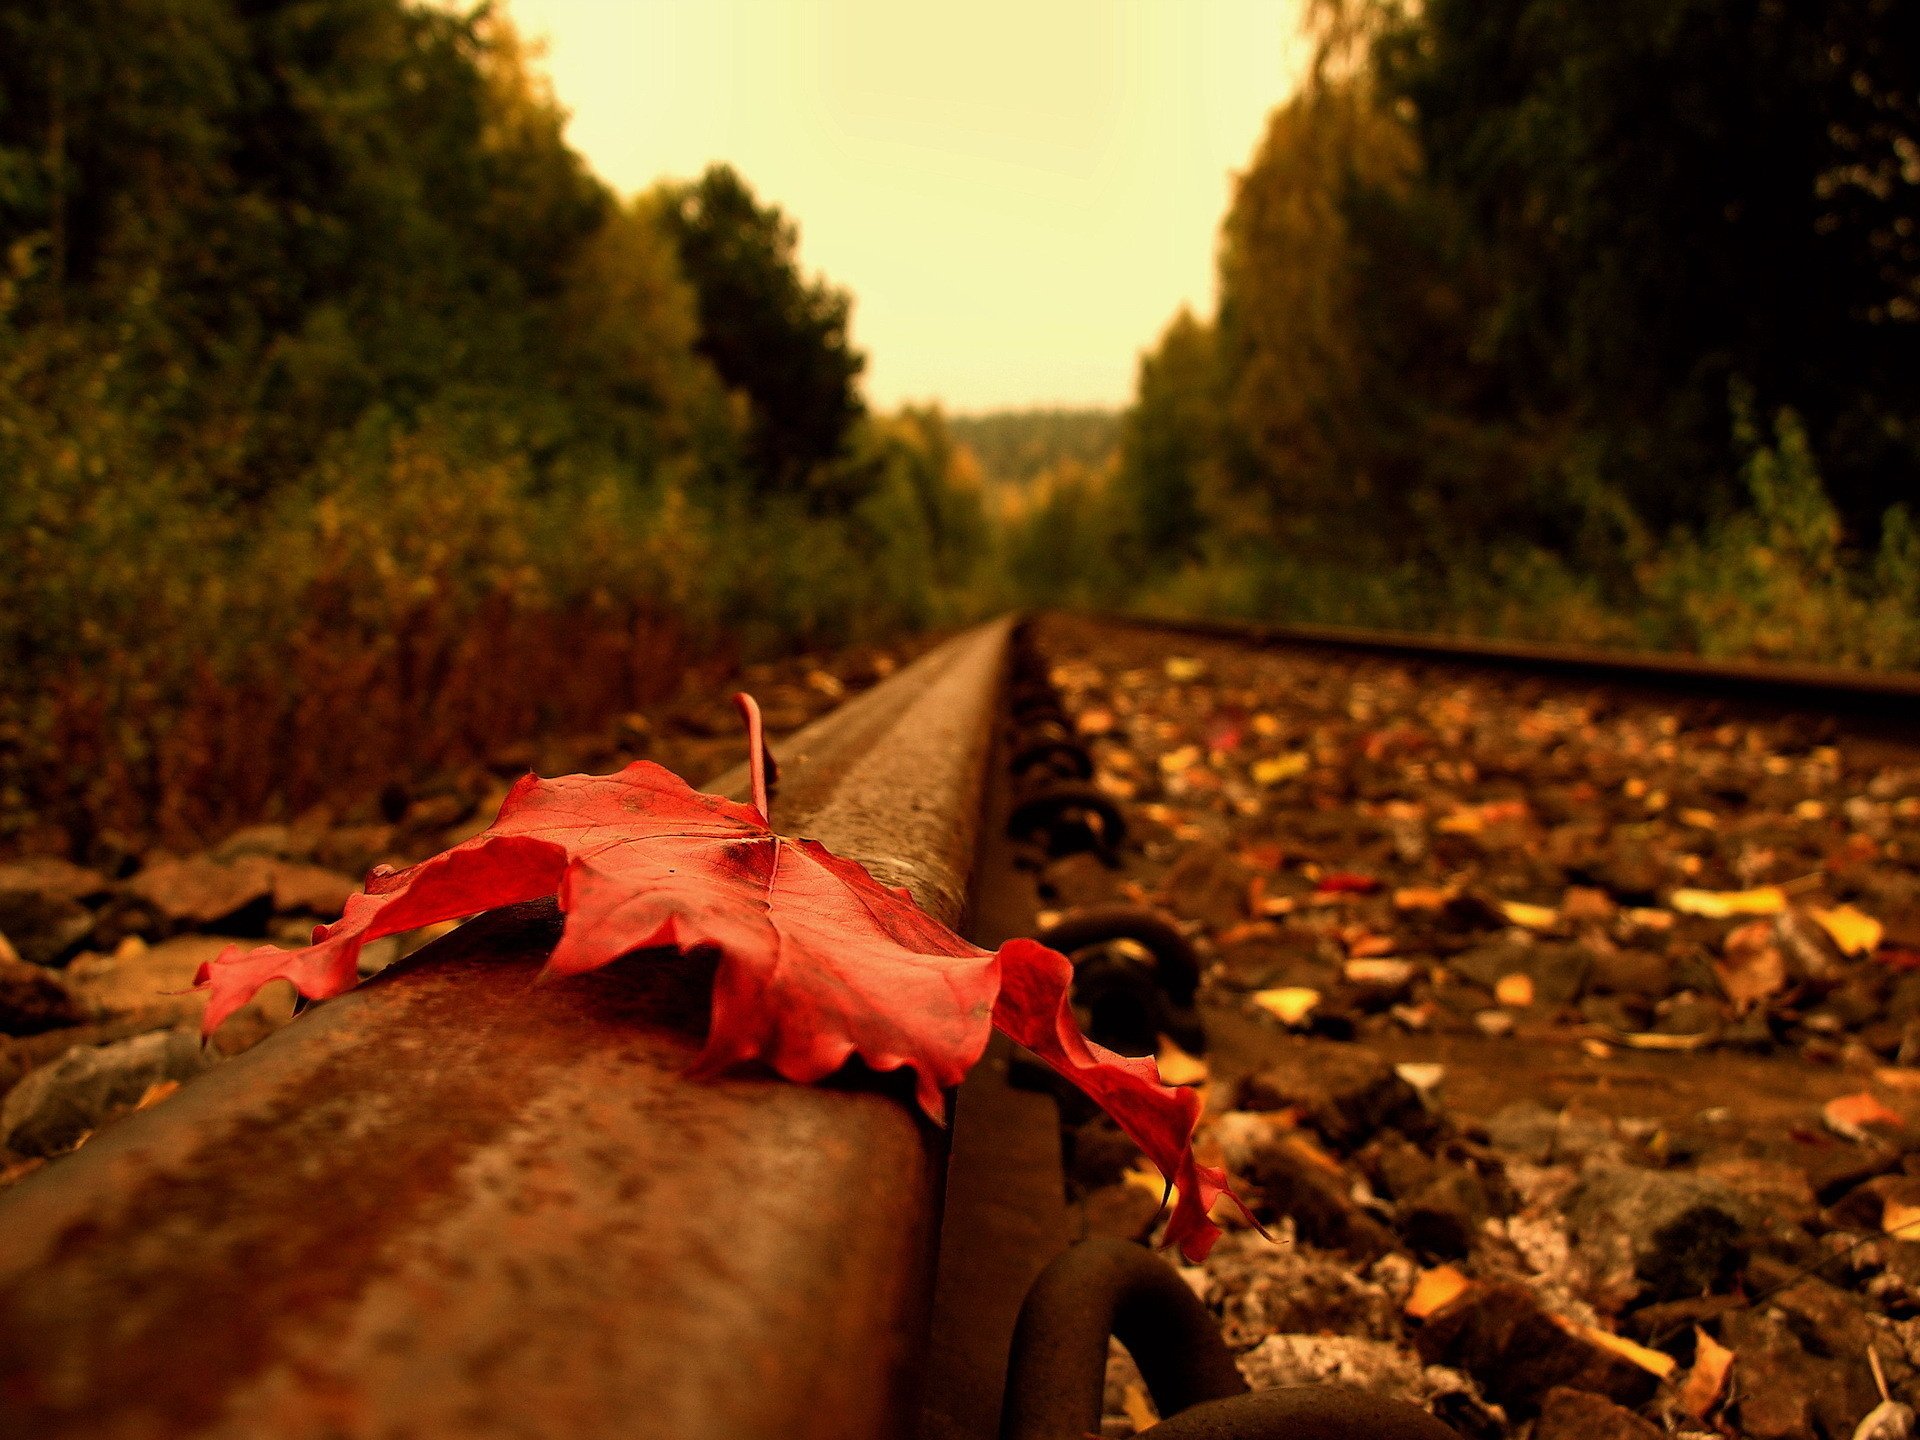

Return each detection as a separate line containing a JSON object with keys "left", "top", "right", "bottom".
{"left": 657, "top": 164, "right": 868, "bottom": 510}
{"left": 946, "top": 408, "right": 1122, "bottom": 492}
{"left": 1021, "top": 0, "right": 1920, "bottom": 671}
{"left": 0, "top": 1, "right": 983, "bottom": 858}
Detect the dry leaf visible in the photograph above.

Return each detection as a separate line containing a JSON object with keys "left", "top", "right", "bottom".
{"left": 1495, "top": 973, "right": 1536, "bottom": 1007}
{"left": 1347, "top": 958, "right": 1417, "bottom": 988}
{"left": 1671, "top": 886, "right": 1788, "bottom": 919}
{"left": 1883, "top": 1199, "right": 1920, "bottom": 1237}
{"left": 1567, "top": 1321, "right": 1676, "bottom": 1378}
{"left": 1676, "top": 1327, "right": 1734, "bottom": 1419}
{"left": 1824, "top": 1091, "right": 1907, "bottom": 1141}
{"left": 1812, "top": 904, "right": 1884, "bottom": 957}
{"left": 134, "top": 1079, "right": 180, "bottom": 1111}
{"left": 1394, "top": 886, "right": 1458, "bottom": 912}
{"left": 1164, "top": 657, "right": 1206, "bottom": 682}
{"left": 1619, "top": 1030, "right": 1715, "bottom": 1052}
{"left": 1498, "top": 900, "right": 1560, "bottom": 932}
{"left": 1405, "top": 1265, "right": 1472, "bottom": 1319}
{"left": 1156, "top": 1039, "right": 1209, "bottom": 1088}
{"left": 1251, "top": 752, "right": 1311, "bottom": 786}
{"left": 1159, "top": 745, "right": 1202, "bottom": 776}
{"left": 1251, "top": 987, "right": 1320, "bottom": 1027}
{"left": 1121, "top": 1382, "right": 1159, "bottom": 1432}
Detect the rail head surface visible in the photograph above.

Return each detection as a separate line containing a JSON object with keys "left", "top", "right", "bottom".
{"left": 1112, "top": 612, "right": 1920, "bottom": 717}
{"left": 0, "top": 615, "right": 1013, "bottom": 1440}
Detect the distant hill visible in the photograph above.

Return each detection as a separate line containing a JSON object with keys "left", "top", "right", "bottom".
{"left": 947, "top": 408, "right": 1121, "bottom": 490}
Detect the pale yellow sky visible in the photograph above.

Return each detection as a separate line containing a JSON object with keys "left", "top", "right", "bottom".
{"left": 505, "top": 0, "right": 1308, "bottom": 412}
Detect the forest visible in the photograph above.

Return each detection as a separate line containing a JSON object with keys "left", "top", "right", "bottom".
{"left": 2, "top": 0, "right": 1916, "bottom": 857}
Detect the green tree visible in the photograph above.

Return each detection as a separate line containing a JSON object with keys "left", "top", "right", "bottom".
{"left": 658, "top": 164, "right": 867, "bottom": 508}
{"left": 1114, "top": 308, "right": 1221, "bottom": 562}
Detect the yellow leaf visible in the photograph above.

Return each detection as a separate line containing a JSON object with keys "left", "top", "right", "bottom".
{"left": 1121, "top": 1382, "right": 1159, "bottom": 1432}
{"left": 1394, "top": 886, "right": 1457, "bottom": 911}
{"left": 1670, "top": 887, "right": 1787, "bottom": 919}
{"left": 1251, "top": 752, "right": 1311, "bottom": 786}
{"left": 1567, "top": 1321, "right": 1676, "bottom": 1378}
{"left": 1164, "top": 656, "right": 1206, "bottom": 682}
{"left": 1499, "top": 900, "right": 1560, "bottom": 932}
{"left": 1825, "top": 1091, "right": 1906, "bottom": 1140}
{"left": 1251, "top": 987, "right": 1320, "bottom": 1027}
{"left": 1155, "top": 1039, "right": 1209, "bottom": 1087}
{"left": 1676, "top": 1327, "right": 1734, "bottom": 1419}
{"left": 1405, "top": 1265, "right": 1471, "bottom": 1319}
{"left": 1679, "top": 808, "right": 1722, "bottom": 830}
{"left": 1619, "top": 1030, "right": 1714, "bottom": 1052}
{"left": 1495, "top": 973, "right": 1535, "bottom": 1008}
{"left": 1159, "top": 745, "right": 1201, "bottom": 775}
{"left": 1812, "top": 904, "right": 1884, "bottom": 956}
{"left": 1883, "top": 1200, "right": 1920, "bottom": 1237}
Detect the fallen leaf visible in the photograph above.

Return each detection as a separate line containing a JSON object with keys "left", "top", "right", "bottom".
{"left": 1314, "top": 873, "right": 1380, "bottom": 895}
{"left": 134, "top": 1079, "right": 180, "bottom": 1111}
{"left": 1251, "top": 987, "right": 1320, "bottom": 1027}
{"left": 1164, "top": 657, "right": 1207, "bottom": 682}
{"left": 1405, "top": 1265, "right": 1471, "bottom": 1319}
{"left": 1121, "top": 1382, "right": 1159, "bottom": 1432}
{"left": 1678, "top": 807, "right": 1722, "bottom": 831}
{"left": 1495, "top": 973, "right": 1535, "bottom": 1008}
{"left": 1824, "top": 1091, "right": 1907, "bottom": 1142}
{"left": 1671, "top": 886, "right": 1788, "bottom": 919}
{"left": 1251, "top": 752, "right": 1310, "bottom": 786}
{"left": 1812, "top": 904, "right": 1884, "bottom": 957}
{"left": 1346, "top": 958, "right": 1417, "bottom": 988}
{"left": 1567, "top": 1321, "right": 1676, "bottom": 1379}
{"left": 1498, "top": 900, "right": 1559, "bottom": 932}
{"left": 1394, "top": 886, "right": 1457, "bottom": 912}
{"left": 201, "top": 694, "right": 1248, "bottom": 1260}
{"left": 1155, "top": 1038, "right": 1209, "bottom": 1087}
{"left": 1675, "top": 1327, "right": 1734, "bottom": 1419}
{"left": 1884, "top": 1199, "right": 1920, "bottom": 1237}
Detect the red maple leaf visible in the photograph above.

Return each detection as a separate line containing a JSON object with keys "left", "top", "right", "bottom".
{"left": 197, "top": 695, "right": 1250, "bottom": 1259}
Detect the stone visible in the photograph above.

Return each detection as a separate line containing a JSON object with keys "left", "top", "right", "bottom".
{"left": 1586, "top": 948, "right": 1675, "bottom": 999}
{"left": 0, "top": 858, "right": 110, "bottom": 906}
{"left": 1240, "top": 1133, "right": 1400, "bottom": 1262}
{"left": 1201, "top": 1230, "right": 1403, "bottom": 1347}
{"left": 1038, "top": 853, "right": 1125, "bottom": 910}
{"left": 122, "top": 857, "right": 274, "bottom": 934}
{"left": 1396, "top": 1166, "right": 1491, "bottom": 1260}
{"left": 1412, "top": 1282, "right": 1658, "bottom": 1417}
{"left": 1237, "top": 1043, "right": 1432, "bottom": 1152}
{"left": 0, "top": 1028, "right": 211, "bottom": 1156}
{"left": 0, "top": 955, "right": 82, "bottom": 1036}
{"left": 0, "top": 874, "right": 97, "bottom": 966}
{"left": 1720, "top": 1308, "right": 1842, "bottom": 1440}
{"left": 1236, "top": 1333, "right": 1426, "bottom": 1401}
{"left": 61, "top": 935, "right": 235, "bottom": 1024}
{"left": 257, "top": 860, "right": 360, "bottom": 918}
{"left": 1568, "top": 1164, "right": 1754, "bottom": 1301}
{"left": 1072, "top": 1183, "right": 1163, "bottom": 1244}
{"left": 1159, "top": 842, "right": 1254, "bottom": 929}
{"left": 1533, "top": 1387, "right": 1661, "bottom": 1440}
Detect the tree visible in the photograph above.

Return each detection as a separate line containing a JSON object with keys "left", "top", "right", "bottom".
{"left": 658, "top": 165, "right": 866, "bottom": 509}
{"left": 1114, "top": 308, "right": 1220, "bottom": 563}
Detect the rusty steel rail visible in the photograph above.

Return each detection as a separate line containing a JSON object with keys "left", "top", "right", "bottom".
{"left": 0, "top": 616, "right": 1014, "bottom": 1440}
{"left": 1110, "top": 612, "right": 1920, "bottom": 725}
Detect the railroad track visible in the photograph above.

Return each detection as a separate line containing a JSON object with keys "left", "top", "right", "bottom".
{"left": 3, "top": 611, "right": 1918, "bottom": 1440}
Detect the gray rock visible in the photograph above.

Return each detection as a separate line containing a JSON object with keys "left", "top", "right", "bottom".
{"left": 0, "top": 891, "right": 96, "bottom": 967}
{"left": 1, "top": 1028, "right": 210, "bottom": 1156}
{"left": 1568, "top": 1163, "right": 1755, "bottom": 1300}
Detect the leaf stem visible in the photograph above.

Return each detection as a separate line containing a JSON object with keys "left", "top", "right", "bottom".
{"left": 733, "top": 692, "right": 770, "bottom": 823}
